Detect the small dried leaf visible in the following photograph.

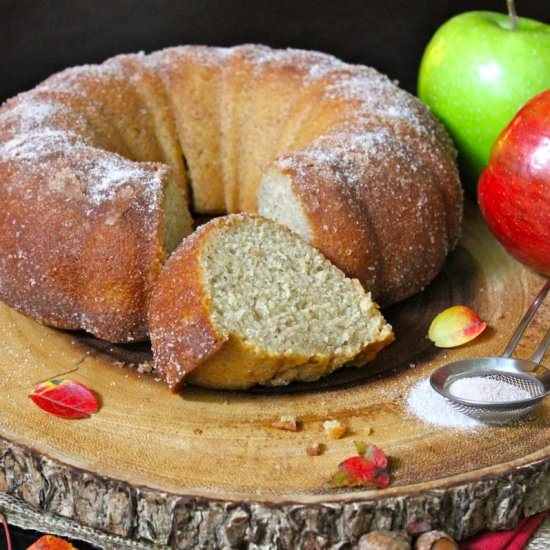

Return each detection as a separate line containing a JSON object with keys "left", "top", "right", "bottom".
{"left": 371, "top": 470, "right": 391, "bottom": 489}
{"left": 428, "top": 306, "right": 487, "bottom": 348}
{"left": 364, "top": 443, "right": 388, "bottom": 468}
{"left": 26, "top": 534, "right": 78, "bottom": 549}
{"left": 29, "top": 379, "right": 99, "bottom": 419}
{"left": 330, "top": 469, "right": 352, "bottom": 488}
{"left": 330, "top": 441, "right": 391, "bottom": 489}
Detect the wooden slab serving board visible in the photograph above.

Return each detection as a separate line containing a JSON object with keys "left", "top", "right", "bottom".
{"left": 0, "top": 205, "right": 549, "bottom": 549}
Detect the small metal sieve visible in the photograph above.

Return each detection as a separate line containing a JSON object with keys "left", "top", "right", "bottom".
{"left": 430, "top": 280, "right": 550, "bottom": 425}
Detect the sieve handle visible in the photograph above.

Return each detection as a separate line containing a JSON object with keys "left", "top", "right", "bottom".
{"left": 531, "top": 327, "right": 550, "bottom": 365}
{"left": 501, "top": 279, "right": 550, "bottom": 359}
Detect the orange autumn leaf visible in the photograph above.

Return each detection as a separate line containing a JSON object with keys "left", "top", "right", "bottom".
{"left": 428, "top": 305, "right": 487, "bottom": 348}
{"left": 29, "top": 379, "right": 99, "bottom": 419}
{"left": 26, "top": 535, "right": 78, "bottom": 549}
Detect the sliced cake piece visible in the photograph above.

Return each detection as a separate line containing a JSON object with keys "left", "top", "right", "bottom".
{"left": 149, "top": 214, "right": 394, "bottom": 390}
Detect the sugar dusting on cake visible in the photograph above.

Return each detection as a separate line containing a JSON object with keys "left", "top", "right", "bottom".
{"left": 0, "top": 129, "right": 81, "bottom": 161}
{"left": 0, "top": 107, "right": 164, "bottom": 209}
{"left": 275, "top": 123, "right": 448, "bottom": 301}
{"left": 0, "top": 43, "right": 453, "bottom": 214}
{"left": 0, "top": 43, "right": 461, "bottom": 341}
{"left": 0, "top": 96, "right": 64, "bottom": 133}
{"left": 0, "top": 134, "right": 164, "bottom": 208}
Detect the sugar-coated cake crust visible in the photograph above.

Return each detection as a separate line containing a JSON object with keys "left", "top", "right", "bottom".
{"left": 0, "top": 58, "right": 181, "bottom": 341}
{"left": 0, "top": 146, "right": 169, "bottom": 341}
{"left": 148, "top": 218, "right": 227, "bottom": 389}
{"left": 258, "top": 58, "right": 462, "bottom": 305}
{"left": 149, "top": 214, "right": 394, "bottom": 390}
{"left": 274, "top": 126, "right": 450, "bottom": 305}
{"left": 0, "top": 44, "right": 463, "bottom": 341}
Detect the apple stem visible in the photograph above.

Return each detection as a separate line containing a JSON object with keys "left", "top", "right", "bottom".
{"left": 507, "top": 0, "right": 518, "bottom": 30}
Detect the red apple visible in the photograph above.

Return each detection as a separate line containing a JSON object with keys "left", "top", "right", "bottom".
{"left": 478, "top": 89, "right": 550, "bottom": 275}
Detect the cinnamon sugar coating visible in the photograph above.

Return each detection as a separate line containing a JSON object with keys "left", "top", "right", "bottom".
{"left": 0, "top": 44, "right": 462, "bottom": 341}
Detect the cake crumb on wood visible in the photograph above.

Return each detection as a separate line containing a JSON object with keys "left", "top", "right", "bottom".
{"left": 306, "top": 442, "right": 324, "bottom": 456}
{"left": 272, "top": 415, "right": 299, "bottom": 432}
{"left": 323, "top": 419, "right": 347, "bottom": 439}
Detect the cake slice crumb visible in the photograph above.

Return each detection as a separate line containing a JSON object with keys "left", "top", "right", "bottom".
{"left": 323, "top": 419, "right": 347, "bottom": 439}
{"left": 272, "top": 415, "right": 299, "bottom": 432}
{"left": 306, "top": 442, "right": 324, "bottom": 456}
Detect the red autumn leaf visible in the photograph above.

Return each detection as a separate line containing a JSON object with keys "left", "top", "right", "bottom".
{"left": 354, "top": 440, "right": 388, "bottom": 468}
{"left": 363, "top": 444, "right": 388, "bottom": 469}
{"left": 331, "top": 441, "right": 391, "bottom": 490}
{"left": 29, "top": 379, "right": 99, "bottom": 419}
{"left": 26, "top": 534, "right": 78, "bottom": 549}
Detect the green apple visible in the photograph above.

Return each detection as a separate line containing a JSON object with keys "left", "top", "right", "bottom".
{"left": 418, "top": 9, "right": 550, "bottom": 194}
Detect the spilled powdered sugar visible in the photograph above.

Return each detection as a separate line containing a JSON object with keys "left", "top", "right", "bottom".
{"left": 406, "top": 378, "right": 484, "bottom": 430}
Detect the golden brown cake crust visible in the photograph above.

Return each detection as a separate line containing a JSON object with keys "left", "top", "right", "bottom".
{"left": 258, "top": 58, "right": 462, "bottom": 305}
{"left": 0, "top": 54, "right": 187, "bottom": 342}
{"left": 275, "top": 125, "right": 450, "bottom": 305}
{"left": 0, "top": 44, "right": 463, "bottom": 341}
{"left": 148, "top": 216, "right": 239, "bottom": 389}
{"left": 0, "top": 146, "right": 168, "bottom": 341}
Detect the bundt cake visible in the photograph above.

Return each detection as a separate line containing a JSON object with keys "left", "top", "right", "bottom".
{"left": 0, "top": 44, "right": 463, "bottom": 343}
{"left": 149, "top": 214, "right": 394, "bottom": 390}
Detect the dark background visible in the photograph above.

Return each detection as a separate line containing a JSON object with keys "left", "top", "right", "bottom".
{"left": 0, "top": 1, "right": 548, "bottom": 548}
{"left": 1, "top": 0, "right": 549, "bottom": 104}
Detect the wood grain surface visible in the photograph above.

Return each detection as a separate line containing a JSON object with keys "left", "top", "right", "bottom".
{"left": 0, "top": 205, "right": 549, "bottom": 548}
